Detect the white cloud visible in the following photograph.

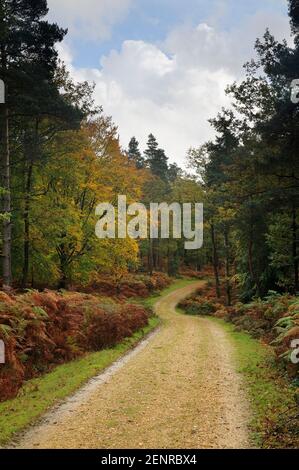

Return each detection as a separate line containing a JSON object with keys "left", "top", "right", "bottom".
{"left": 63, "top": 38, "right": 232, "bottom": 166}
{"left": 165, "top": 11, "right": 291, "bottom": 76}
{"left": 47, "top": 0, "right": 133, "bottom": 41}
{"left": 57, "top": 9, "right": 292, "bottom": 167}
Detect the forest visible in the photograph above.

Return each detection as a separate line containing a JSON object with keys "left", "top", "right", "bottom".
{"left": 0, "top": 1, "right": 298, "bottom": 299}
{"left": 0, "top": 0, "right": 298, "bottom": 452}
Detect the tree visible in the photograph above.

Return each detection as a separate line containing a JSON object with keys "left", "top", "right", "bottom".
{"left": 144, "top": 133, "right": 158, "bottom": 160}
{"left": 149, "top": 148, "right": 169, "bottom": 181}
{"left": 26, "top": 115, "right": 147, "bottom": 288}
{"left": 289, "top": 0, "right": 299, "bottom": 41}
{"left": 144, "top": 134, "right": 169, "bottom": 181}
{"left": 128, "top": 137, "right": 144, "bottom": 169}
{"left": 189, "top": 110, "right": 240, "bottom": 302}
{"left": 17, "top": 63, "right": 98, "bottom": 287}
{"left": 226, "top": 15, "right": 299, "bottom": 293}
{"left": 0, "top": 0, "right": 67, "bottom": 288}
{"left": 168, "top": 163, "right": 182, "bottom": 182}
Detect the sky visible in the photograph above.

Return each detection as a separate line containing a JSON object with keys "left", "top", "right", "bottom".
{"left": 47, "top": 0, "right": 292, "bottom": 167}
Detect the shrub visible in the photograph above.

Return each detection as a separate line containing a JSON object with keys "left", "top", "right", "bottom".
{"left": 0, "top": 290, "right": 151, "bottom": 401}
{"left": 179, "top": 284, "right": 299, "bottom": 379}
{"left": 85, "top": 272, "right": 171, "bottom": 298}
{"left": 179, "top": 295, "right": 218, "bottom": 316}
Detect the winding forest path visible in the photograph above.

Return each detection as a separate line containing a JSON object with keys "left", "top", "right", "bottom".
{"left": 16, "top": 281, "right": 250, "bottom": 449}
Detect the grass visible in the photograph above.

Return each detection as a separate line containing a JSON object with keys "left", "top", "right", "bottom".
{"left": 0, "top": 316, "right": 159, "bottom": 446}
{"left": 0, "top": 278, "right": 196, "bottom": 446}
{"left": 209, "top": 317, "right": 297, "bottom": 448}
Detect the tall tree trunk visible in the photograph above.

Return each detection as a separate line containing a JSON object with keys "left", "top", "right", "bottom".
{"left": 2, "top": 104, "right": 12, "bottom": 289}
{"left": 153, "top": 239, "right": 158, "bottom": 270}
{"left": 22, "top": 160, "right": 33, "bottom": 287}
{"left": 58, "top": 246, "right": 68, "bottom": 289}
{"left": 248, "top": 238, "right": 254, "bottom": 282}
{"left": 224, "top": 227, "right": 232, "bottom": 306}
{"left": 22, "top": 120, "right": 38, "bottom": 287}
{"left": 148, "top": 239, "right": 154, "bottom": 275}
{"left": 211, "top": 223, "right": 221, "bottom": 298}
{"left": 156, "top": 239, "right": 161, "bottom": 271}
{"left": 196, "top": 249, "right": 201, "bottom": 272}
{"left": 248, "top": 235, "right": 262, "bottom": 296}
{"left": 1, "top": 38, "right": 12, "bottom": 288}
{"left": 292, "top": 201, "right": 299, "bottom": 292}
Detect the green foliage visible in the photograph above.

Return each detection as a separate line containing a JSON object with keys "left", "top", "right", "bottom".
{"left": 179, "top": 295, "right": 218, "bottom": 316}
{"left": 188, "top": 1, "right": 299, "bottom": 300}
{"left": 127, "top": 137, "right": 145, "bottom": 169}
{"left": 215, "top": 319, "right": 298, "bottom": 448}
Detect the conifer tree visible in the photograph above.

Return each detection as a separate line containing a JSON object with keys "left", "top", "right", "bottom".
{"left": 144, "top": 134, "right": 169, "bottom": 181}
{"left": 0, "top": 0, "right": 70, "bottom": 287}
{"left": 128, "top": 137, "right": 144, "bottom": 169}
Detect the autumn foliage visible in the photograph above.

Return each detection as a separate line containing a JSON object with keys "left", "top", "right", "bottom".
{"left": 84, "top": 272, "right": 171, "bottom": 299}
{"left": 0, "top": 290, "right": 151, "bottom": 402}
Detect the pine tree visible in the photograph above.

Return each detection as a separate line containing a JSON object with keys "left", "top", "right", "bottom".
{"left": 168, "top": 163, "right": 182, "bottom": 182}
{"left": 128, "top": 137, "right": 144, "bottom": 169}
{"left": 0, "top": 0, "right": 67, "bottom": 288}
{"left": 289, "top": 0, "right": 299, "bottom": 41}
{"left": 144, "top": 134, "right": 169, "bottom": 180}
{"left": 144, "top": 133, "right": 158, "bottom": 160}
{"left": 150, "top": 148, "right": 169, "bottom": 180}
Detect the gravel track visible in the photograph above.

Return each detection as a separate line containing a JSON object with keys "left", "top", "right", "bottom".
{"left": 15, "top": 281, "right": 250, "bottom": 449}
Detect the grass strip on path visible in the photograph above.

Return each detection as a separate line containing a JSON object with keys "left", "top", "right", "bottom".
{"left": 209, "top": 317, "right": 297, "bottom": 448}
{"left": 0, "top": 317, "right": 160, "bottom": 446}
{"left": 0, "top": 278, "right": 195, "bottom": 446}
{"left": 142, "top": 278, "right": 198, "bottom": 309}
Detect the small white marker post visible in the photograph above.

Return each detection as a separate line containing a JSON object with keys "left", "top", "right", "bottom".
{"left": 0, "top": 79, "right": 5, "bottom": 104}
{"left": 0, "top": 340, "right": 5, "bottom": 364}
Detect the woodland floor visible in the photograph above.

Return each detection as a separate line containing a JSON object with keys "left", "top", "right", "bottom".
{"left": 14, "top": 282, "right": 251, "bottom": 449}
